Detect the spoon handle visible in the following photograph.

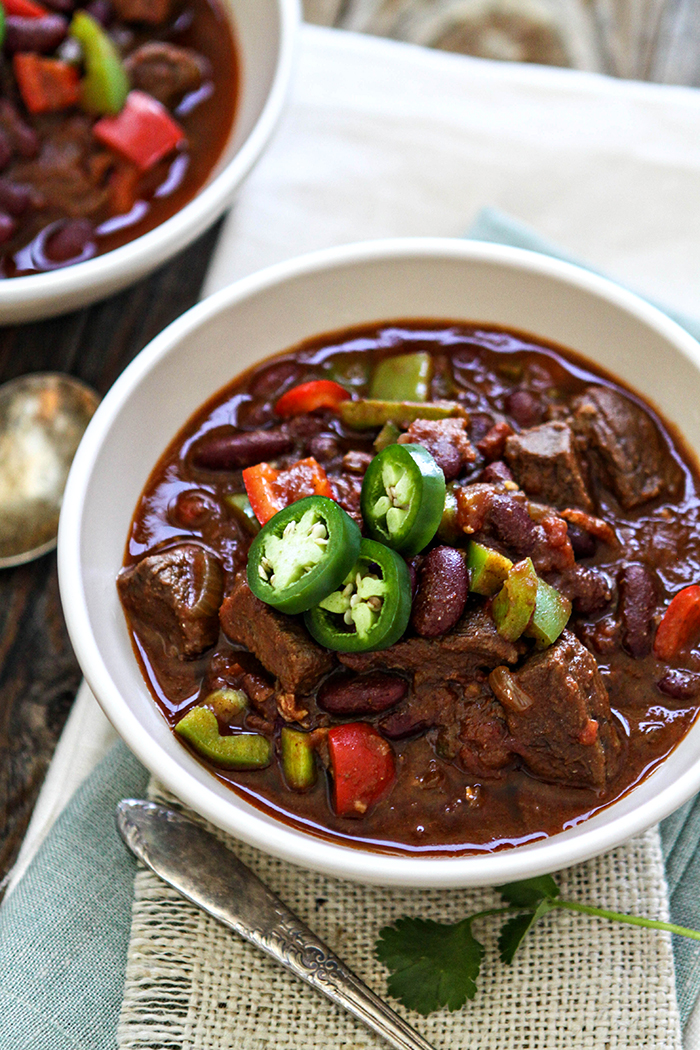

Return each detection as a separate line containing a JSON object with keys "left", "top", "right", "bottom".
{"left": 116, "top": 800, "right": 436, "bottom": 1050}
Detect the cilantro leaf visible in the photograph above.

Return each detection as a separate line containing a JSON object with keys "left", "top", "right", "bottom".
{"left": 375, "top": 916, "right": 485, "bottom": 1015}
{"left": 496, "top": 874, "right": 560, "bottom": 908}
{"left": 498, "top": 898, "right": 557, "bottom": 964}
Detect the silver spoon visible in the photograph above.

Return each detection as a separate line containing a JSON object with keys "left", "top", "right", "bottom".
{"left": 116, "top": 799, "right": 436, "bottom": 1050}
{"left": 0, "top": 372, "right": 99, "bottom": 569}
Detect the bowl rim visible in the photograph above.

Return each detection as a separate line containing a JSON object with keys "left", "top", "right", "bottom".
{"left": 0, "top": 0, "right": 301, "bottom": 309}
{"left": 58, "top": 236, "right": 700, "bottom": 886}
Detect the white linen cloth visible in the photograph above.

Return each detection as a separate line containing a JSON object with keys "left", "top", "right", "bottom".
{"left": 11, "top": 22, "right": 700, "bottom": 1044}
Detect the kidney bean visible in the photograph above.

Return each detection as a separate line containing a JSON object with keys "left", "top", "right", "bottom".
{"left": 44, "top": 219, "right": 95, "bottom": 263}
{"left": 5, "top": 14, "right": 69, "bottom": 54}
{"left": 310, "top": 434, "right": 340, "bottom": 462}
{"left": 566, "top": 521, "right": 597, "bottom": 559}
{"left": 618, "top": 563, "right": 657, "bottom": 658}
{"left": 411, "top": 546, "right": 469, "bottom": 637}
{"left": 0, "top": 101, "right": 39, "bottom": 158}
{"left": 0, "top": 131, "right": 12, "bottom": 172}
{"left": 235, "top": 398, "right": 276, "bottom": 430}
{"left": 191, "top": 428, "right": 293, "bottom": 470}
{"left": 657, "top": 669, "right": 700, "bottom": 702}
{"left": 479, "top": 460, "right": 513, "bottom": 486}
{"left": 248, "top": 360, "right": 302, "bottom": 399}
{"left": 0, "top": 178, "right": 34, "bottom": 217}
{"left": 487, "top": 493, "right": 537, "bottom": 555}
{"left": 468, "top": 412, "right": 495, "bottom": 444}
{"left": 84, "top": 0, "right": 114, "bottom": 23}
{"left": 43, "top": 0, "right": 75, "bottom": 10}
{"left": 505, "top": 388, "right": 543, "bottom": 429}
{"left": 318, "top": 673, "right": 407, "bottom": 715}
{"left": 0, "top": 212, "right": 16, "bottom": 245}
{"left": 380, "top": 708, "right": 429, "bottom": 739}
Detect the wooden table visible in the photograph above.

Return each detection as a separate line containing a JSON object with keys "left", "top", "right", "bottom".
{"left": 2, "top": 1, "right": 700, "bottom": 896}
{"left": 0, "top": 221, "right": 222, "bottom": 896}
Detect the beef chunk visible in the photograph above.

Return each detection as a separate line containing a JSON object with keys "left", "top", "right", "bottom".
{"left": 112, "top": 0, "right": 171, "bottom": 23}
{"left": 220, "top": 577, "right": 334, "bottom": 694}
{"left": 571, "top": 385, "right": 681, "bottom": 509}
{"left": 13, "top": 115, "right": 110, "bottom": 218}
{"left": 505, "top": 421, "right": 592, "bottom": 511}
{"left": 504, "top": 631, "right": 622, "bottom": 789}
{"left": 124, "top": 43, "right": 206, "bottom": 108}
{"left": 117, "top": 544, "right": 223, "bottom": 660}
{"left": 341, "top": 606, "right": 521, "bottom": 733}
{"left": 341, "top": 605, "right": 521, "bottom": 679}
{"left": 398, "top": 417, "right": 476, "bottom": 480}
{"left": 456, "top": 693, "right": 513, "bottom": 775}
{"left": 547, "top": 565, "right": 613, "bottom": 616}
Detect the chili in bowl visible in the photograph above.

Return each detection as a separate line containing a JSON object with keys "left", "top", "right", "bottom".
{"left": 0, "top": 0, "right": 298, "bottom": 321}
{"left": 58, "top": 239, "right": 700, "bottom": 887}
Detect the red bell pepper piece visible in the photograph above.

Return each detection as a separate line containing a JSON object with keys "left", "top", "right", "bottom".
{"left": 653, "top": 585, "right": 700, "bottom": 660}
{"left": 328, "top": 723, "right": 395, "bottom": 817}
{"left": 93, "top": 90, "right": 185, "bottom": 171}
{"left": 275, "top": 380, "right": 350, "bottom": 418}
{"left": 5, "top": 0, "right": 47, "bottom": 17}
{"left": 13, "top": 54, "right": 80, "bottom": 114}
{"left": 242, "top": 456, "right": 334, "bottom": 525}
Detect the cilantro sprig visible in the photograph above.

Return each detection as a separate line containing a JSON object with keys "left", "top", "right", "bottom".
{"left": 375, "top": 874, "right": 700, "bottom": 1016}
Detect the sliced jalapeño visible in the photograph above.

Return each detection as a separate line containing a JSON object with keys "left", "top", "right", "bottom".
{"left": 305, "top": 538, "right": 412, "bottom": 652}
{"left": 247, "top": 496, "right": 361, "bottom": 615}
{"left": 361, "top": 443, "right": 446, "bottom": 557}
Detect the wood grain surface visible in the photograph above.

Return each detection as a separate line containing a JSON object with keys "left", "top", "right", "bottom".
{"left": 0, "top": 220, "right": 223, "bottom": 895}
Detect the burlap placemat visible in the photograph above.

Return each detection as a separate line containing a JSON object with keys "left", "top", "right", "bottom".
{"left": 117, "top": 780, "right": 682, "bottom": 1049}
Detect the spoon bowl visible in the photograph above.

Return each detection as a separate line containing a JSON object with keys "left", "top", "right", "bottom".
{"left": 0, "top": 373, "right": 99, "bottom": 569}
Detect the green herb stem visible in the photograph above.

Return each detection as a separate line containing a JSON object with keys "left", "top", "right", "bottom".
{"left": 554, "top": 900, "right": 700, "bottom": 941}
{"left": 468, "top": 905, "right": 524, "bottom": 924}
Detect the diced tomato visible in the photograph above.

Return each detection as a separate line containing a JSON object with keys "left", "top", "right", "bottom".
{"left": 328, "top": 723, "right": 395, "bottom": 817}
{"left": 13, "top": 54, "right": 80, "bottom": 114}
{"left": 654, "top": 585, "right": 700, "bottom": 660}
{"left": 93, "top": 90, "right": 185, "bottom": 171}
{"left": 5, "top": 0, "right": 47, "bottom": 17}
{"left": 275, "top": 380, "right": 350, "bottom": 418}
{"left": 243, "top": 456, "right": 334, "bottom": 525}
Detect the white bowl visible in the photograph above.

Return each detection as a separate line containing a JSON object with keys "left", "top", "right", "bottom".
{"left": 58, "top": 238, "right": 700, "bottom": 887}
{"left": 0, "top": 0, "right": 299, "bottom": 324}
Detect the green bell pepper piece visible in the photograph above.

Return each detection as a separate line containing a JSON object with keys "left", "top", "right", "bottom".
{"left": 436, "top": 483, "right": 462, "bottom": 543}
{"left": 492, "top": 557, "right": 538, "bottom": 641}
{"left": 305, "top": 538, "right": 412, "bottom": 652}
{"left": 340, "top": 399, "right": 467, "bottom": 430}
{"left": 373, "top": 420, "right": 401, "bottom": 452}
{"left": 204, "top": 688, "right": 248, "bottom": 720}
{"left": 361, "top": 443, "right": 446, "bottom": 557}
{"left": 224, "top": 492, "right": 260, "bottom": 535}
{"left": 0, "top": 6, "right": 5, "bottom": 51}
{"left": 525, "top": 578, "right": 572, "bottom": 648}
{"left": 70, "top": 11, "right": 129, "bottom": 115}
{"left": 175, "top": 706, "right": 271, "bottom": 769}
{"left": 324, "top": 352, "right": 370, "bottom": 390}
{"left": 370, "top": 351, "right": 433, "bottom": 401}
{"left": 247, "top": 495, "right": 361, "bottom": 615}
{"left": 467, "top": 541, "right": 514, "bottom": 596}
{"left": 280, "top": 727, "right": 317, "bottom": 791}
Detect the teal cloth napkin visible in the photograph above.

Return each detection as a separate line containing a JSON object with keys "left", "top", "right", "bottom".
{"left": 0, "top": 209, "right": 698, "bottom": 1050}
